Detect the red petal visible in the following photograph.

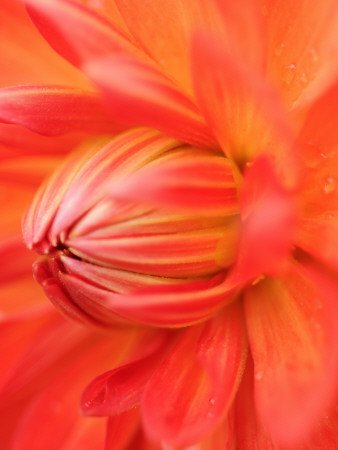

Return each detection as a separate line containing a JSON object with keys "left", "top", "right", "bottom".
{"left": 0, "top": 123, "right": 83, "bottom": 154}
{"left": 0, "top": 237, "right": 45, "bottom": 314}
{"left": 104, "top": 272, "right": 239, "bottom": 327}
{"left": 244, "top": 261, "right": 338, "bottom": 446}
{"left": 0, "top": 85, "right": 119, "bottom": 136}
{"left": 81, "top": 332, "right": 170, "bottom": 416}
{"left": 67, "top": 227, "right": 234, "bottom": 279}
{"left": 22, "top": 145, "right": 92, "bottom": 251}
{"left": 198, "top": 412, "right": 236, "bottom": 450}
{"left": 235, "top": 358, "right": 278, "bottom": 450}
{"left": 0, "top": 310, "right": 153, "bottom": 450}
{"left": 10, "top": 342, "right": 111, "bottom": 450}
{"left": 235, "top": 156, "right": 297, "bottom": 282}
{"left": 104, "top": 410, "right": 140, "bottom": 450}
{"left": 109, "top": 149, "right": 238, "bottom": 215}
{"left": 0, "top": 308, "right": 95, "bottom": 410}
{"left": 32, "top": 129, "right": 173, "bottom": 249}
{"left": 141, "top": 303, "right": 247, "bottom": 446}
{"left": 191, "top": 32, "right": 292, "bottom": 167}
{"left": 85, "top": 55, "right": 217, "bottom": 148}
{"left": 25, "top": 0, "right": 142, "bottom": 70}
{"left": 32, "top": 258, "right": 109, "bottom": 328}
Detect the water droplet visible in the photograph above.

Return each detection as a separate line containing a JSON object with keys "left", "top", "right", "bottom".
{"left": 308, "top": 48, "right": 319, "bottom": 65}
{"left": 255, "top": 372, "right": 263, "bottom": 381}
{"left": 323, "top": 177, "right": 336, "bottom": 194}
{"left": 300, "top": 72, "right": 308, "bottom": 84}
{"left": 283, "top": 64, "right": 296, "bottom": 85}
{"left": 274, "top": 43, "right": 285, "bottom": 57}
{"left": 210, "top": 398, "right": 215, "bottom": 405}
{"left": 320, "top": 152, "right": 328, "bottom": 159}
{"left": 261, "top": 4, "right": 268, "bottom": 16}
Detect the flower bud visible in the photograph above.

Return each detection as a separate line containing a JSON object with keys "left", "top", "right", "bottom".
{"left": 23, "top": 128, "right": 240, "bottom": 327}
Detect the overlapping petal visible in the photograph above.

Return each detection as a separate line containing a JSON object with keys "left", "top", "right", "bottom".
{"left": 25, "top": 0, "right": 143, "bottom": 70}
{"left": 265, "top": 0, "right": 338, "bottom": 107}
{"left": 0, "top": 86, "right": 119, "bottom": 136}
{"left": 191, "top": 31, "right": 292, "bottom": 166}
{"left": 141, "top": 303, "right": 247, "bottom": 446}
{"left": 85, "top": 55, "right": 217, "bottom": 148}
{"left": 2, "top": 0, "right": 338, "bottom": 448}
{"left": 108, "top": 148, "right": 238, "bottom": 215}
{"left": 0, "top": 0, "right": 86, "bottom": 87}
{"left": 244, "top": 262, "right": 338, "bottom": 445}
{"left": 296, "top": 80, "right": 338, "bottom": 270}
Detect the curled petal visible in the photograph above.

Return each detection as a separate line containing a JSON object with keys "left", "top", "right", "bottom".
{"left": 0, "top": 86, "right": 119, "bottom": 136}
{"left": 81, "top": 333, "right": 170, "bottom": 416}
{"left": 109, "top": 150, "right": 238, "bottom": 215}
{"left": 85, "top": 55, "right": 217, "bottom": 148}
{"left": 56, "top": 269, "right": 239, "bottom": 327}
{"left": 141, "top": 303, "right": 247, "bottom": 446}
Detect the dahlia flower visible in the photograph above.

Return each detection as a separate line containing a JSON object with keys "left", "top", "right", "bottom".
{"left": 1, "top": 0, "right": 338, "bottom": 448}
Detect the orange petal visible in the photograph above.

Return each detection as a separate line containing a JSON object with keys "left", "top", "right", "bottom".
{"left": 115, "top": 0, "right": 222, "bottom": 94}
{"left": 141, "top": 304, "right": 247, "bottom": 446}
{"left": 25, "top": 0, "right": 142, "bottom": 70}
{"left": 213, "top": 0, "right": 266, "bottom": 69}
{"left": 244, "top": 262, "right": 338, "bottom": 446}
{"left": 0, "top": 85, "right": 119, "bottom": 136}
{"left": 85, "top": 55, "right": 217, "bottom": 148}
{"left": 0, "top": 0, "right": 86, "bottom": 87}
{"left": 295, "top": 81, "right": 338, "bottom": 269}
{"left": 265, "top": 0, "right": 338, "bottom": 108}
{"left": 191, "top": 31, "right": 292, "bottom": 166}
